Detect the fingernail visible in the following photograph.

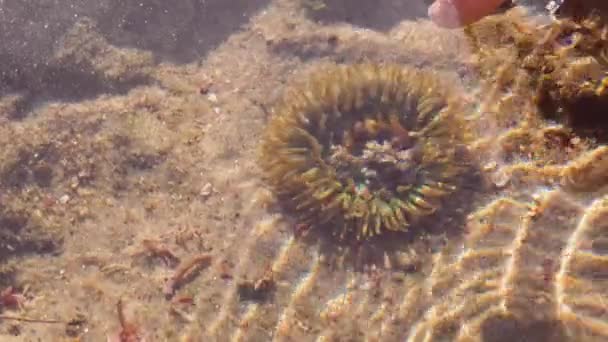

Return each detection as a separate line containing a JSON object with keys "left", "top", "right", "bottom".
{"left": 428, "top": 0, "right": 462, "bottom": 29}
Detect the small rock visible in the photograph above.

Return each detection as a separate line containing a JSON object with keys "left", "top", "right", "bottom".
{"left": 200, "top": 183, "right": 213, "bottom": 198}
{"left": 491, "top": 171, "right": 510, "bottom": 188}
{"left": 483, "top": 161, "right": 497, "bottom": 172}
{"left": 199, "top": 81, "right": 212, "bottom": 95}
{"left": 59, "top": 194, "right": 71, "bottom": 204}
{"left": 207, "top": 93, "right": 218, "bottom": 103}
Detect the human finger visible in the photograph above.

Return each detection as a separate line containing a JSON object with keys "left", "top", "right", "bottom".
{"left": 428, "top": 0, "right": 507, "bottom": 28}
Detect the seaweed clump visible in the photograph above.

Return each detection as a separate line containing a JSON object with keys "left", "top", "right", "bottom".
{"left": 466, "top": 5, "right": 608, "bottom": 139}
{"left": 532, "top": 13, "right": 608, "bottom": 135}
{"left": 259, "top": 64, "right": 470, "bottom": 241}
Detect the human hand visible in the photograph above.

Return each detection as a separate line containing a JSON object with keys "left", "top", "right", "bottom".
{"left": 428, "top": 0, "right": 507, "bottom": 28}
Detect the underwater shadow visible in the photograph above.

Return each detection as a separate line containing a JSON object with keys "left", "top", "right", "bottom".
{"left": 289, "top": 169, "right": 485, "bottom": 273}
{"left": 304, "top": 0, "right": 431, "bottom": 31}
{"left": 0, "top": 52, "right": 150, "bottom": 120}
{"left": 0, "top": 206, "right": 61, "bottom": 264}
{"left": 480, "top": 314, "right": 569, "bottom": 342}
{"left": 96, "top": 0, "right": 270, "bottom": 64}
{"left": 0, "top": 0, "right": 269, "bottom": 117}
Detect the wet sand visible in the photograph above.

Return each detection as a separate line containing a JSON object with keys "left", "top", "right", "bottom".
{"left": 2, "top": 1, "right": 608, "bottom": 341}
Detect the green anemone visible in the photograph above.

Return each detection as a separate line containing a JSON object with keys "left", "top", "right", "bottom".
{"left": 259, "top": 64, "right": 469, "bottom": 240}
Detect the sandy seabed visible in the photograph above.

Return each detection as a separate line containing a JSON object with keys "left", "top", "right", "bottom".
{"left": 2, "top": 1, "right": 608, "bottom": 341}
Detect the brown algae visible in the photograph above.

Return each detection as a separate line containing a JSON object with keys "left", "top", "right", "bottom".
{"left": 259, "top": 64, "right": 471, "bottom": 241}
{"left": 465, "top": 7, "right": 608, "bottom": 137}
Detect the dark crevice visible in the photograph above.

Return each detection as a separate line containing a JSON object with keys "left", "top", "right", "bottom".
{"left": 562, "top": 95, "right": 608, "bottom": 142}
{"left": 481, "top": 315, "right": 568, "bottom": 342}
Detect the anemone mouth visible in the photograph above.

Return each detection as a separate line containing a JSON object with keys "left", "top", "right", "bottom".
{"left": 259, "top": 64, "right": 469, "bottom": 240}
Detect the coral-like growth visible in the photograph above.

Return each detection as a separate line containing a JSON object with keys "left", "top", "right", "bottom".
{"left": 466, "top": 6, "right": 608, "bottom": 139}
{"left": 259, "top": 64, "right": 470, "bottom": 240}
{"left": 532, "top": 14, "right": 608, "bottom": 132}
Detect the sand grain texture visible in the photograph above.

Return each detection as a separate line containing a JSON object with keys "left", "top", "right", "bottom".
{"left": 1, "top": 1, "right": 608, "bottom": 341}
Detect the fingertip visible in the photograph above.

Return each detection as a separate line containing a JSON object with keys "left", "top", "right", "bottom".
{"left": 429, "top": 0, "right": 507, "bottom": 28}
{"left": 428, "top": 0, "right": 462, "bottom": 29}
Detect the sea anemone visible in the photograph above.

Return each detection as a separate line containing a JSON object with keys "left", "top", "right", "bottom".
{"left": 259, "top": 64, "right": 470, "bottom": 240}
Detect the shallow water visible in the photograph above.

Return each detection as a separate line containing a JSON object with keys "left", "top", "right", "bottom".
{"left": 1, "top": 1, "right": 608, "bottom": 341}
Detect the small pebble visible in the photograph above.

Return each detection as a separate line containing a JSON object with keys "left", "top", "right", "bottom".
{"left": 200, "top": 183, "right": 213, "bottom": 198}
{"left": 207, "top": 93, "right": 218, "bottom": 103}
{"left": 59, "top": 194, "right": 71, "bottom": 204}
{"left": 491, "top": 171, "right": 510, "bottom": 188}
{"left": 483, "top": 161, "right": 497, "bottom": 172}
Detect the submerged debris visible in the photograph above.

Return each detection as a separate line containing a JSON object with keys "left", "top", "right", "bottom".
{"left": 237, "top": 269, "right": 276, "bottom": 302}
{"left": 0, "top": 287, "right": 25, "bottom": 311}
{"left": 64, "top": 314, "right": 88, "bottom": 338}
{"left": 107, "top": 299, "right": 145, "bottom": 342}
{"left": 139, "top": 239, "right": 180, "bottom": 267}
{"left": 163, "top": 254, "right": 212, "bottom": 299}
